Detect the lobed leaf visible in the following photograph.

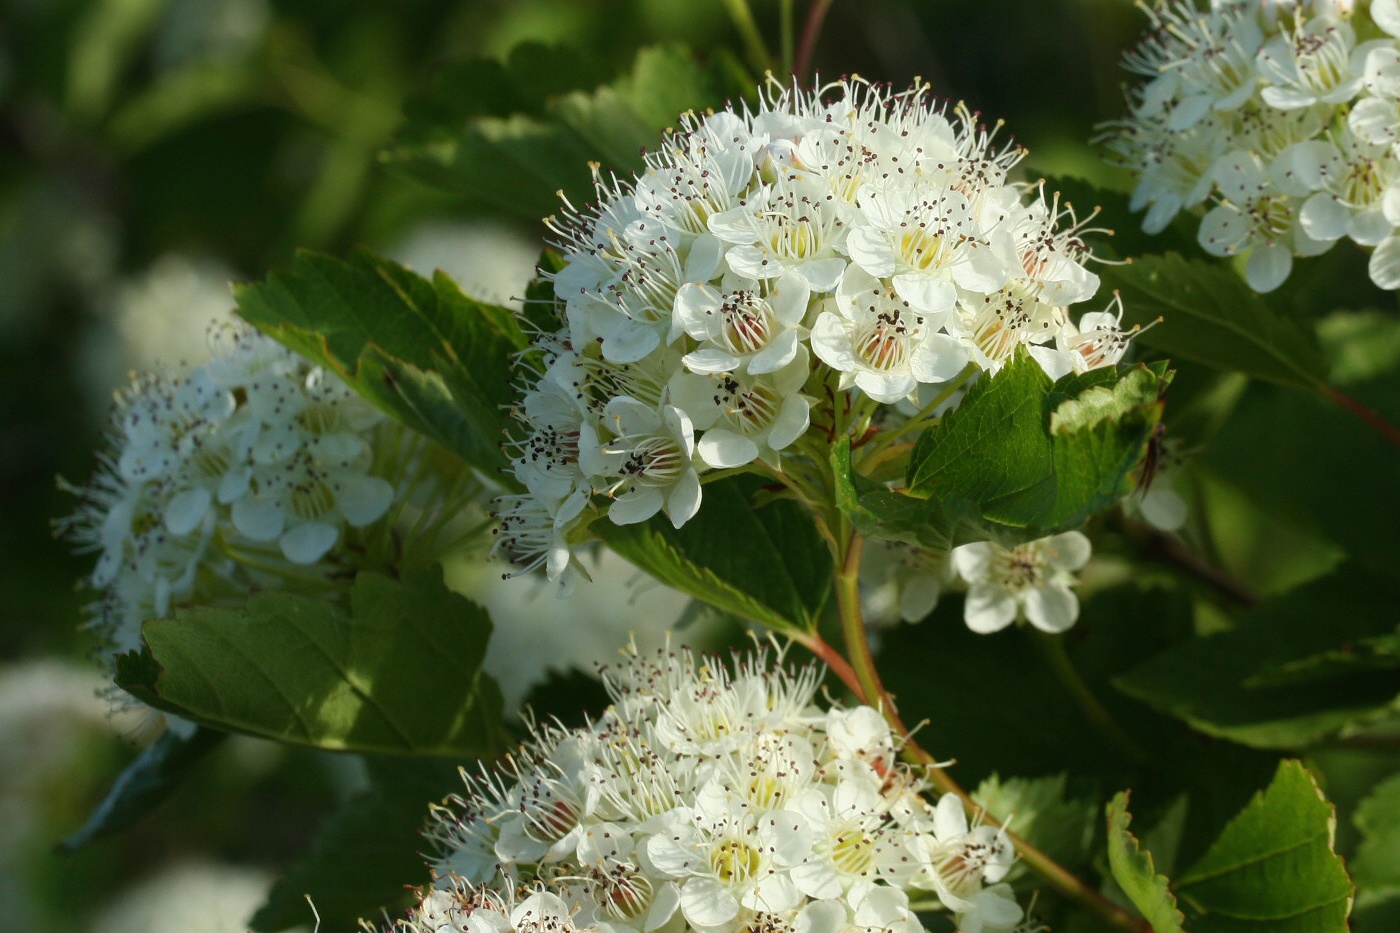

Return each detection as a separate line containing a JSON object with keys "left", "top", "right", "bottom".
{"left": 1099, "top": 252, "right": 1328, "bottom": 392}
{"left": 234, "top": 249, "right": 526, "bottom": 479}
{"left": 1106, "top": 791, "right": 1187, "bottom": 933}
{"left": 598, "top": 474, "right": 832, "bottom": 633}
{"left": 1115, "top": 564, "right": 1400, "bottom": 748}
{"left": 117, "top": 569, "right": 503, "bottom": 758}
{"left": 384, "top": 44, "right": 729, "bottom": 219}
{"left": 858, "top": 354, "right": 1169, "bottom": 548}
{"left": 1175, "top": 760, "right": 1353, "bottom": 933}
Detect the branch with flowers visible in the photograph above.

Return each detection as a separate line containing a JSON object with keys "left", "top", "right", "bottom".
{"left": 49, "top": 2, "right": 1400, "bottom": 933}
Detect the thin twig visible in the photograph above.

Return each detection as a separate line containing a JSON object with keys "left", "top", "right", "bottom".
{"left": 794, "top": 0, "right": 835, "bottom": 80}
{"left": 1327, "top": 385, "right": 1400, "bottom": 453}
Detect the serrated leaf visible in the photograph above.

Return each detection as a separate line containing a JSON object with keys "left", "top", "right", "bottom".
{"left": 233, "top": 249, "right": 526, "bottom": 478}
{"left": 1099, "top": 252, "right": 1328, "bottom": 391}
{"left": 251, "top": 757, "right": 461, "bottom": 933}
{"left": 1176, "top": 760, "right": 1353, "bottom": 933}
{"left": 1115, "top": 564, "right": 1400, "bottom": 748}
{"left": 116, "top": 569, "right": 502, "bottom": 757}
{"left": 974, "top": 773, "right": 1096, "bottom": 878}
{"left": 1353, "top": 773, "right": 1400, "bottom": 891}
{"left": 58, "top": 726, "right": 226, "bottom": 852}
{"left": 384, "top": 44, "right": 727, "bottom": 218}
{"left": 597, "top": 474, "right": 832, "bottom": 633}
{"left": 1106, "top": 791, "right": 1186, "bottom": 933}
{"left": 873, "top": 355, "right": 1166, "bottom": 545}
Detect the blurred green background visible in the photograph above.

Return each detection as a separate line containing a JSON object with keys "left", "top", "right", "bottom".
{"left": 0, "top": 2, "right": 1246, "bottom": 931}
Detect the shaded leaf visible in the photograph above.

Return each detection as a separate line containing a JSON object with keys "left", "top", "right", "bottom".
{"left": 252, "top": 757, "right": 461, "bottom": 932}
{"left": 598, "top": 474, "right": 831, "bottom": 632}
{"left": 852, "top": 355, "right": 1168, "bottom": 548}
{"left": 117, "top": 569, "right": 502, "bottom": 757}
{"left": 1352, "top": 772, "right": 1400, "bottom": 891}
{"left": 1106, "top": 791, "right": 1186, "bottom": 933}
{"left": 58, "top": 726, "right": 226, "bottom": 852}
{"left": 234, "top": 249, "right": 526, "bottom": 478}
{"left": 1115, "top": 564, "right": 1400, "bottom": 748}
{"left": 1099, "top": 252, "right": 1327, "bottom": 391}
{"left": 974, "top": 773, "right": 1096, "bottom": 878}
{"left": 384, "top": 44, "right": 727, "bottom": 219}
{"left": 1176, "top": 760, "right": 1353, "bottom": 933}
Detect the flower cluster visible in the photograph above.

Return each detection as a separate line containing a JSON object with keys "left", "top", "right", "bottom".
{"left": 1102, "top": 0, "right": 1400, "bottom": 291}
{"left": 862, "top": 532, "right": 1093, "bottom": 634}
{"left": 62, "top": 319, "right": 465, "bottom": 666}
{"left": 498, "top": 79, "right": 1137, "bottom": 587}
{"left": 388, "top": 642, "right": 1022, "bottom": 933}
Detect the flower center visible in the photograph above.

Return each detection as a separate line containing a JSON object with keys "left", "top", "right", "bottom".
{"left": 832, "top": 830, "right": 877, "bottom": 876}
{"left": 720, "top": 292, "right": 774, "bottom": 355}
{"left": 710, "top": 839, "right": 762, "bottom": 883}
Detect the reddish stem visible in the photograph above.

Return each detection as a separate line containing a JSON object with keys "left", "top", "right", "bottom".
{"left": 1328, "top": 385, "right": 1400, "bottom": 452}
{"left": 794, "top": 0, "right": 834, "bottom": 80}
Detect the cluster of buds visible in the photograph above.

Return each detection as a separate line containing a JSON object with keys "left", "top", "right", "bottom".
{"left": 378, "top": 642, "right": 1022, "bottom": 933}
{"left": 496, "top": 78, "right": 1139, "bottom": 589}
{"left": 1102, "top": 0, "right": 1400, "bottom": 291}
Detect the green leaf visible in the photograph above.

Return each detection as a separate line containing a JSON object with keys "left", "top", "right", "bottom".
{"left": 1099, "top": 252, "right": 1328, "bottom": 391}
{"left": 233, "top": 249, "right": 527, "bottom": 478}
{"left": 908, "top": 351, "right": 1056, "bottom": 519}
{"left": 384, "top": 44, "right": 727, "bottom": 218}
{"left": 1106, "top": 791, "right": 1186, "bottom": 933}
{"left": 251, "top": 757, "right": 461, "bottom": 933}
{"left": 876, "top": 354, "right": 1167, "bottom": 546}
{"left": 1203, "top": 372, "right": 1400, "bottom": 584}
{"left": 1353, "top": 773, "right": 1400, "bottom": 891}
{"left": 116, "top": 569, "right": 503, "bottom": 757}
{"left": 1115, "top": 564, "right": 1400, "bottom": 748}
{"left": 598, "top": 474, "right": 831, "bottom": 632}
{"left": 58, "top": 726, "right": 226, "bottom": 852}
{"left": 1175, "top": 760, "right": 1353, "bottom": 933}
{"left": 974, "top": 773, "right": 1096, "bottom": 878}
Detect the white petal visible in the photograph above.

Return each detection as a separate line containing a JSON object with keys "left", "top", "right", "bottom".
{"left": 899, "top": 574, "right": 943, "bottom": 622}
{"left": 793, "top": 257, "right": 848, "bottom": 292}
{"left": 678, "top": 879, "right": 738, "bottom": 928}
{"left": 1299, "top": 192, "right": 1349, "bottom": 242}
{"left": 1048, "top": 530, "right": 1092, "bottom": 571}
{"left": 697, "top": 429, "right": 759, "bottom": 469}
{"left": 911, "top": 332, "right": 970, "bottom": 383}
{"left": 847, "top": 228, "right": 897, "bottom": 278}
{"left": 1244, "top": 244, "right": 1292, "bottom": 293}
{"left": 609, "top": 488, "right": 664, "bottom": 526}
{"left": 951, "top": 542, "right": 994, "bottom": 583}
{"left": 217, "top": 466, "right": 252, "bottom": 504}
{"left": 683, "top": 348, "right": 742, "bottom": 374}
{"left": 231, "top": 496, "right": 285, "bottom": 541}
{"left": 1023, "top": 585, "right": 1079, "bottom": 633}
{"left": 163, "top": 487, "right": 211, "bottom": 536}
{"left": 1376, "top": 0, "right": 1400, "bottom": 36}
{"left": 964, "top": 585, "right": 1018, "bottom": 634}
{"left": 1197, "top": 205, "right": 1251, "bottom": 256}
{"left": 337, "top": 475, "right": 394, "bottom": 527}
{"left": 1369, "top": 236, "right": 1400, "bottom": 289}
{"left": 1140, "top": 484, "right": 1188, "bottom": 532}
{"left": 664, "top": 470, "right": 703, "bottom": 528}
{"left": 280, "top": 522, "right": 339, "bottom": 564}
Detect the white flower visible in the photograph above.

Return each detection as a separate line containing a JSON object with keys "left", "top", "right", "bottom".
{"left": 62, "top": 318, "right": 472, "bottom": 679}
{"left": 811, "top": 265, "right": 968, "bottom": 404}
{"left": 1103, "top": 0, "right": 1400, "bottom": 292}
{"left": 417, "top": 642, "right": 1019, "bottom": 933}
{"left": 500, "top": 76, "right": 1115, "bottom": 561}
{"left": 668, "top": 352, "right": 812, "bottom": 469}
{"left": 950, "top": 531, "right": 1093, "bottom": 634}
{"left": 582, "top": 397, "right": 701, "bottom": 528}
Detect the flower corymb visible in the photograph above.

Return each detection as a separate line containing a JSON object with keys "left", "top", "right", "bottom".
{"left": 498, "top": 79, "right": 1133, "bottom": 588}
{"left": 1102, "top": 0, "right": 1400, "bottom": 291}
{"left": 384, "top": 641, "right": 1021, "bottom": 933}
